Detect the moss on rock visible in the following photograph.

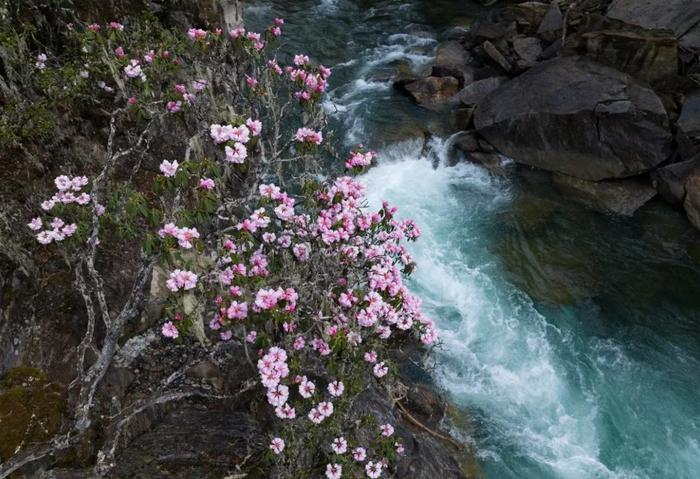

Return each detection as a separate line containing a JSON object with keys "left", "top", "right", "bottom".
{"left": 0, "top": 366, "right": 66, "bottom": 462}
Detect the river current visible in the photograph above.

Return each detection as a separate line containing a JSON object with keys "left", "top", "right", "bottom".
{"left": 246, "top": 1, "right": 700, "bottom": 478}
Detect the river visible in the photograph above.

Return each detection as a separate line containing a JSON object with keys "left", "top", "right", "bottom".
{"left": 246, "top": 1, "right": 700, "bottom": 478}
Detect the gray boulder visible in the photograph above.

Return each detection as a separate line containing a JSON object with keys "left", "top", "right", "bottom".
{"left": 607, "top": 0, "right": 700, "bottom": 50}
{"left": 579, "top": 29, "right": 678, "bottom": 83}
{"left": 474, "top": 56, "right": 672, "bottom": 181}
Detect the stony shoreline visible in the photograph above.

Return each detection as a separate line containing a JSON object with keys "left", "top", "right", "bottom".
{"left": 396, "top": 0, "right": 700, "bottom": 227}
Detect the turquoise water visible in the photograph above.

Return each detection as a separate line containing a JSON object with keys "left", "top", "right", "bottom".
{"left": 247, "top": 2, "right": 700, "bottom": 478}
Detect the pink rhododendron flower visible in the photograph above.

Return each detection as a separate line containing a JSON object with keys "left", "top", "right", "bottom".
{"left": 246, "top": 118, "right": 262, "bottom": 136}
{"left": 325, "top": 463, "right": 342, "bottom": 479}
{"left": 270, "top": 437, "right": 285, "bottom": 454}
{"left": 395, "top": 442, "right": 405, "bottom": 454}
{"left": 328, "top": 380, "right": 344, "bottom": 397}
{"left": 114, "top": 46, "right": 125, "bottom": 58}
{"left": 123, "top": 60, "right": 143, "bottom": 79}
{"left": 230, "top": 125, "right": 250, "bottom": 143}
{"left": 299, "top": 377, "right": 315, "bottom": 398}
{"left": 36, "top": 231, "right": 53, "bottom": 244}
{"left": 159, "top": 160, "right": 179, "bottom": 177}
{"left": 294, "top": 54, "right": 310, "bottom": 66}
{"left": 292, "top": 243, "right": 310, "bottom": 261}
{"left": 229, "top": 26, "right": 245, "bottom": 38}
{"left": 226, "top": 301, "right": 248, "bottom": 320}
{"left": 366, "top": 461, "right": 383, "bottom": 478}
{"left": 245, "top": 75, "right": 258, "bottom": 88}
{"left": 295, "top": 127, "right": 323, "bottom": 145}
{"left": 109, "top": 21, "right": 124, "bottom": 31}
{"left": 352, "top": 447, "right": 367, "bottom": 462}
{"left": 165, "top": 269, "right": 198, "bottom": 292}
{"left": 166, "top": 100, "right": 181, "bottom": 113}
{"left": 199, "top": 178, "right": 215, "bottom": 190}
{"left": 331, "top": 437, "right": 347, "bottom": 454}
{"left": 187, "top": 28, "right": 207, "bottom": 40}
{"left": 28, "top": 217, "right": 42, "bottom": 231}
{"left": 161, "top": 321, "right": 179, "bottom": 338}
{"left": 308, "top": 407, "right": 325, "bottom": 424}
{"left": 373, "top": 361, "right": 388, "bottom": 378}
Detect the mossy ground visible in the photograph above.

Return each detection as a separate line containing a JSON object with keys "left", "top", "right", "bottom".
{"left": 0, "top": 366, "right": 67, "bottom": 462}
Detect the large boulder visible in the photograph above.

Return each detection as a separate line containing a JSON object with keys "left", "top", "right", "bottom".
{"left": 474, "top": 56, "right": 672, "bottom": 180}
{"left": 578, "top": 29, "right": 678, "bottom": 83}
{"left": 606, "top": 0, "right": 700, "bottom": 50}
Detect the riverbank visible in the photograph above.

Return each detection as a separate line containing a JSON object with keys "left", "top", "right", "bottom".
{"left": 396, "top": 0, "right": 700, "bottom": 229}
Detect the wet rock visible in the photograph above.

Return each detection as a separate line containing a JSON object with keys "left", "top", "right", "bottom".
{"left": 606, "top": 0, "right": 700, "bottom": 50}
{"left": 497, "top": 239, "right": 601, "bottom": 305}
{"left": 456, "top": 77, "right": 506, "bottom": 107}
{"left": 453, "top": 131, "right": 480, "bottom": 153}
{"left": 474, "top": 56, "right": 672, "bottom": 181}
{"left": 552, "top": 174, "right": 657, "bottom": 216}
{"left": 677, "top": 91, "right": 700, "bottom": 160}
{"left": 482, "top": 40, "right": 512, "bottom": 72}
{"left": 454, "top": 107, "right": 475, "bottom": 130}
{"left": 578, "top": 29, "right": 678, "bottom": 83}
{"left": 651, "top": 157, "right": 700, "bottom": 205}
{"left": 507, "top": 191, "right": 560, "bottom": 233}
{"left": 432, "top": 41, "right": 474, "bottom": 86}
{"left": 466, "top": 152, "right": 513, "bottom": 174}
{"left": 683, "top": 167, "right": 700, "bottom": 230}
{"left": 401, "top": 76, "right": 461, "bottom": 106}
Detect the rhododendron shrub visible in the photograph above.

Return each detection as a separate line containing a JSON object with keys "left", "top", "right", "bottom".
{"left": 24, "top": 16, "right": 436, "bottom": 479}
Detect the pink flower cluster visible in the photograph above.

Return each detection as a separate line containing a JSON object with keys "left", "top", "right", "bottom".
{"left": 228, "top": 26, "right": 266, "bottom": 51}
{"left": 295, "top": 127, "right": 323, "bottom": 145}
{"left": 286, "top": 54, "right": 331, "bottom": 102}
{"left": 158, "top": 223, "right": 200, "bottom": 249}
{"left": 165, "top": 269, "right": 198, "bottom": 292}
{"left": 31, "top": 175, "right": 91, "bottom": 244}
{"left": 210, "top": 119, "right": 261, "bottom": 164}
{"left": 346, "top": 147, "right": 377, "bottom": 170}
